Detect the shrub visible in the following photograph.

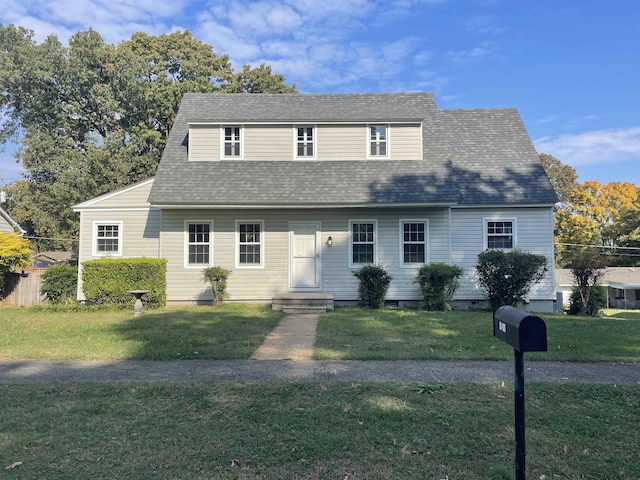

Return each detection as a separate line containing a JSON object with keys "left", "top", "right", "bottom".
{"left": 569, "top": 285, "right": 606, "bottom": 316}
{"left": 202, "top": 266, "right": 232, "bottom": 306}
{"left": 353, "top": 265, "right": 392, "bottom": 309}
{"left": 41, "top": 264, "right": 78, "bottom": 304}
{"left": 476, "top": 249, "right": 548, "bottom": 311}
{"left": 414, "top": 263, "right": 464, "bottom": 311}
{"left": 82, "top": 258, "right": 166, "bottom": 307}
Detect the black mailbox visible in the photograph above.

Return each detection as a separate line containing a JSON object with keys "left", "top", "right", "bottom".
{"left": 493, "top": 306, "right": 547, "bottom": 352}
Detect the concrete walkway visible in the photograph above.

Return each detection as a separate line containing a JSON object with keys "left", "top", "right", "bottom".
{"left": 251, "top": 313, "right": 318, "bottom": 361}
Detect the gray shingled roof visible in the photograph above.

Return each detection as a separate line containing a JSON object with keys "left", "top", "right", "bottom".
{"left": 149, "top": 93, "right": 557, "bottom": 207}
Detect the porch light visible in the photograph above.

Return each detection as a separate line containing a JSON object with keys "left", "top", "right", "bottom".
{"left": 327, "top": 236, "right": 333, "bottom": 246}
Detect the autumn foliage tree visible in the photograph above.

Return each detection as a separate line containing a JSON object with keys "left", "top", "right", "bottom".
{"left": 0, "top": 25, "right": 296, "bottom": 247}
{"left": 0, "top": 232, "right": 32, "bottom": 297}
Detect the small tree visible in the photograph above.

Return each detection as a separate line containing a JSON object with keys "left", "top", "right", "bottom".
{"left": 41, "top": 264, "right": 78, "bottom": 304}
{"left": 0, "top": 232, "right": 32, "bottom": 297}
{"left": 476, "top": 249, "right": 548, "bottom": 311}
{"left": 202, "top": 266, "right": 232, "bottom": 306}
{"left": 569, "top": 285, "right": 606, "bottom": 316}
{"left": 353, "top": 265, "right": 392, "bottom": 309}
{"left": 568, "top": 250, "right": 607, "bottom": 315}
{"left": 414, "top": 263, "right": 463, "bottom": 311}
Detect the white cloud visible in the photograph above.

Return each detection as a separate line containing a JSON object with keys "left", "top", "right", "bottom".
{"left": 466, "top": 15, "right": 505, "bottom": 35}
{"left": 534, "top": 127, "right": 640, "bottom": 167}
{"left": 445, "top": 41, "right": 500, "bottom": 64}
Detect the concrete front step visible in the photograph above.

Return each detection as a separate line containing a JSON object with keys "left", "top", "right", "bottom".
{"left": 282, "top": 306, "right": 328, "bottom": 314}
{"left": 272, "top": 292, "right": 334, "bottom": 313}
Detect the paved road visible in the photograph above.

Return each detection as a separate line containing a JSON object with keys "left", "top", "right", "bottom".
{"left": 1, "top": 360, "right": 638, "bottom": 384}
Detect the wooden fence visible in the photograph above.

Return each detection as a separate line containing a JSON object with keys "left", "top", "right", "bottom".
{"left": 2, "top": 268, "right": 46, "bottom": 307}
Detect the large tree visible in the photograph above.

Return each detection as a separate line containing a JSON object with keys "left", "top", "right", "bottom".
{"left": 555, "top": 180, "right": 640, "bottom": 265}
{"left": 0, "top": 25, "right": 296, "bottom": 248}
{"left": 539, "top": 153, "right": 579, "bottom": 205}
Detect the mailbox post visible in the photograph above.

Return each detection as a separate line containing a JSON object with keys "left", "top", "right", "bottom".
{"left": 493, "top": 306, "right": 547, "bottom": 480}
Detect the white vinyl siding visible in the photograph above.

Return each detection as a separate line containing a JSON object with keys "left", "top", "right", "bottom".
{"left": 189, "top": 125, "right": 220, "bottom": 162}
{"left": 244, "top": 125, "right": 292, "bottom": 160}
{"left": 450, "top": 207, "right": 555, "bottom": 302}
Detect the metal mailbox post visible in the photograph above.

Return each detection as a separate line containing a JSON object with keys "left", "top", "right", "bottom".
{"left": 493, "top": 305, "right": 547, "bottom": 480}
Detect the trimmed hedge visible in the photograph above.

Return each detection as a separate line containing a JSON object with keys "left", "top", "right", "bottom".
{"left": 82, "top": 258, "right": 166, "bottom": 307}
{"left": 353, "top": 265, "right": 392, "bottom": 309}
{"left": 41, "top": 264, "right": 78, "bottom": 304}
{"left": 414, "top": 263, "right": 463, "bottom": 311}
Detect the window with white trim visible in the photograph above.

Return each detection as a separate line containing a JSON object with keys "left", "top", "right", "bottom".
{"left": 237, "top": 221, "right": 263, "bottom": 267}
{"left": 401, "top": 220, "right": 427, "bottom": 265}
{"left": 369, "top": 125, "right": 388, "bottom": 157}
{"left": 222, "top": 126, "right": 242, "bottom": 158}
{"left": 486, "top": 220, "right": 515, "bottom": 249}
{"left": 295, "top": 126, "right": 315, "bottom": 158}
{"left": 350, "top": 220, "right": 376, "bottom": 265}
{"left": 94, "top": 222, "right": 122, "bottom": 256}
{"left": 186, "top": 222, "right": 212, "bottom": 266}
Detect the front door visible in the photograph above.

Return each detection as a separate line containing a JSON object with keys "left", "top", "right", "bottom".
{"left": 290, "top": 222, "right": 320, "bottom": 289}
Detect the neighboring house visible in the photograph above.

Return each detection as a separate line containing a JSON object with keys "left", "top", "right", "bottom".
{"left": 73, "top": 93, "right": 558, "bottom": 311}
{"left": 556, "top": 267, "right": 640, "bottom": 310}
{"left": 32, "top": 251, "right": 77, "bottom": 269}
{"left": 0, "top": 206, "right": 26, "bottom": 235}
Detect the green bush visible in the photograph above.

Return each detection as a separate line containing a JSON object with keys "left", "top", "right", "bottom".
{"left": 353, "top": 265, "right": 392, "bottom": 309}
{"left": 40, "top": 264, "right": 78, "bottom": 304}
{"left": 202, "top": 266, "right": 232, "bottom": 306}
{"left": 476, "top": 249, "right": 548, "bottom": 311}
{"left": 414, "top": 263, "right": 464, "bottom": 311}
{"left": 569, "top": 285, "right": 607, "bottom": 316}
{"left": 82, "top": 258, "right": 166, "bottom": 307}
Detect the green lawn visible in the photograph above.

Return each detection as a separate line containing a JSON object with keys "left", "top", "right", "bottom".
{"left": 314, "top": 308, "right": 640, "bottom": 362}
{"left": 0, "top": 304, "right": 284, "bottom": 360}
{"left": 1, "top": 382, "right": 638, "bottom": 479}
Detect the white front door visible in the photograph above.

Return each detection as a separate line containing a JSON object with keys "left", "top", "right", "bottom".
{"left": 290, "top": 222, "right": 320, "bottom": 289}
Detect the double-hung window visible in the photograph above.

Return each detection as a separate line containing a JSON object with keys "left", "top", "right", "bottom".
{"left": 94, "top": 222, "right": 122, "bottom": 256}
{"left": 186, "top": 222, "right": 212, "bottom": 266}
{"left": 350, "top": 220, "right": 377, "bottom": 266}
{"left": 485, "top": 219, "right": 515, "bottom": 249}
{"left": 295, "top": 126, "right": 315, "bottom": 158}
{"left": 401, "top": 220, "right": 428, "bottom": 265}
{"left": 237, "top": 221, "right": 263, "bottom": 267}
{"left": 368, "top": 125, "right": 388, "bottom": 158}
{"left": 222, "top": 126, "right": 242, "bottom": 158}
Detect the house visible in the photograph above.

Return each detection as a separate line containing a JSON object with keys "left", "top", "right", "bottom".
{"left": 0, "top": 206, "right": 25, "bottom": 235}
{"left": 556, "top": 267, "right": 640, "bottom": 310}
{"left": 73, "top": 93, "right": 558, "bottom": 311}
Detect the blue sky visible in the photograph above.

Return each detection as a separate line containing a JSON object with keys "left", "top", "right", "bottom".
{"left": 1, "top": 0, "right": 639, "bottom": 187}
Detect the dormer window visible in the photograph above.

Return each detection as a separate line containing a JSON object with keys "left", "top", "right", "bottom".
{"left": 295, "top": 126, "right": 315, "bottom": 158}
{"left": 222, "top": 126, "right": 242, "bottom": 158}
{"left": 368, "top": 125, "right": 388, "bottom": 158}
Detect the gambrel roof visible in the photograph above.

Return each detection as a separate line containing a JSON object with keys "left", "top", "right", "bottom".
{"left": 149, "top": 92, "right": 557, "bottom": 208}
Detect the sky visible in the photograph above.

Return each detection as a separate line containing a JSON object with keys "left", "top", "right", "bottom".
{"left": 1, "top": 0, "right": 639, "bottom": 187}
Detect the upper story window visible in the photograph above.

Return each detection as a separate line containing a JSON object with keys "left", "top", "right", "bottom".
{"left": 401, "top": 220, "right": 428, "bottom": 266}
{"left": 295, "top": 126, "right": 315, "bottom": 158}
{"left": 368, "top": 125, "right": 388, "bottom": 158}
{"left": 94, "top": 222, "right": 122, "bottom": 256}
{"left": 237, "top": 221, "right": 264, "bottom": 267}
{"left": 222, "top": 126, "right": 242, "bottom": 158}
{"left": 485, "top": 219, "right": 515, "bottom": 249}
{"left": 350, "top": 220, "right": 377, "bottom": 266}
{"left": 186, "top": 221, "right": 212, "bottom": 266}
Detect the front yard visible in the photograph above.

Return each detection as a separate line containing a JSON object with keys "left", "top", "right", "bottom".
{"left": 1, "top": 305, "right": 638, "bottom": 362}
